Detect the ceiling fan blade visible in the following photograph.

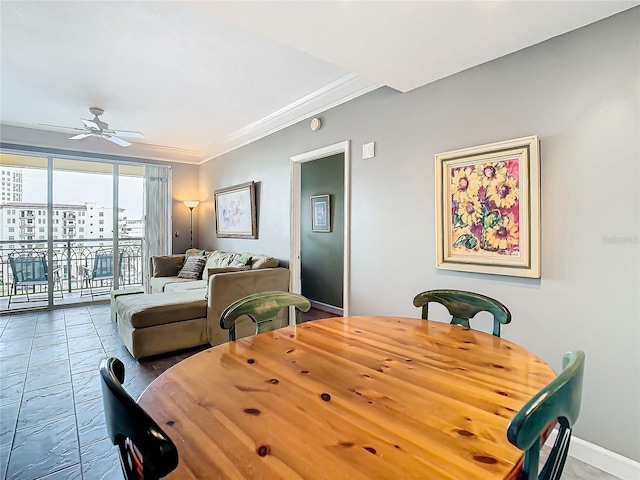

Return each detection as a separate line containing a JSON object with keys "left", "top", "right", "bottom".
{"left": 81, "top": 118, "right": 101, "bottom": 131}
{"left": 111, "top": 129, "right": 144, "bottom": 138}
{"left": 104, "top": 135, "right": 132, "bottom": 147}
{"left": 68, "top": 133, "right": 92, "bottom": 140}
{"left": 39, "top": 123, "right": 86, "bottom": 132}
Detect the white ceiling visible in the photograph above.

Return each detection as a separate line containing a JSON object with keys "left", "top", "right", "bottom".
{"left": 1, "top": 1, "right": 636, "bottom": 165}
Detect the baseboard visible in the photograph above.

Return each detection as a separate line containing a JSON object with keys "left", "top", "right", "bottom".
{"left": 546, "top": 429, "right": 640, "bottom": 479}
{"left": 309, "top": 300, "right": 343, "bottom": 316}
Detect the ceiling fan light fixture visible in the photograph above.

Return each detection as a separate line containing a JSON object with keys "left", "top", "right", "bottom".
{"left": 62, "top": 107, "right": 143, "bottom": 147}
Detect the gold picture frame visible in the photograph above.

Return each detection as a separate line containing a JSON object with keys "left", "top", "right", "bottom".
{"left": 214, "top": 181, "right": 257, "bottom": 239}
{"left": 435, "top": 135, "right": 540, "bottom": 278}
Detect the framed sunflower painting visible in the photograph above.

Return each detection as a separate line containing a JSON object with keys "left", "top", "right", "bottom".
{"left": 435, "top": 135, "right": 540, "bottom": 278}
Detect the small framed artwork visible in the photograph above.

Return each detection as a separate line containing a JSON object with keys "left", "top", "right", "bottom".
{"left": 214, "top": 181, "right": 257, "bottom": 239}
{"left": 435, "top": 135, "right": 540, "bottom": 278}
{"left": 310, "top": 194, "right": 331, "bottom": 232}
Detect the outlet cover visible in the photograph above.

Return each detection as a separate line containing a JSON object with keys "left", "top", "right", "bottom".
{"left": 362, "top": 142, "right": 375, "bottom": 159}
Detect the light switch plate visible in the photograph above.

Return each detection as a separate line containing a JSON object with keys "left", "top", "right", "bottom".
{"left": 362, "top": 142, "right": 375, "bottom": 159}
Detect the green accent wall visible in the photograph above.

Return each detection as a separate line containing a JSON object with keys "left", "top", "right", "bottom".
{"left": 301, "top": 154, "right": 344, "bottom": 308}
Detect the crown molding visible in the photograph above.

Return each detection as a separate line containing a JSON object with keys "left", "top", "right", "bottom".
{"left": 198, "top": 73, "right": 381, "bottom": 164}
{"left": 1, "top": 73, "right": 380, "bottom": 165}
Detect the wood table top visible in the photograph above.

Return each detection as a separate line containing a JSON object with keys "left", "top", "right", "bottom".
{"left": 138, "top": 316, "right": 556, "bottom": 480}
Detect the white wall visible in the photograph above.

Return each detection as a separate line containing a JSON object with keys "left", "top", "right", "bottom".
{"left": 198, "top": 9, "right": 639, "bottom": 460}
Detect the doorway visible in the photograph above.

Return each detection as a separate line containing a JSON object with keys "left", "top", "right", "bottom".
{"left": 290, "top": 141, "right": 351, "bottom": 320}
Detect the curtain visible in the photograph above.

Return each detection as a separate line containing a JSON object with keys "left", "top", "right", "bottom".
{"left": 144, "top": 165, "right": 171, "bottom": 292}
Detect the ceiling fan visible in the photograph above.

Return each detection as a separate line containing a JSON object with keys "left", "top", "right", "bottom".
{"left": 42, "top": 107, "right": 144, "bottom": 147}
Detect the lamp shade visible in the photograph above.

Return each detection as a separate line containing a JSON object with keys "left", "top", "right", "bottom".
{"left": 183, "top": 200, "right": 200, "bottom": 209}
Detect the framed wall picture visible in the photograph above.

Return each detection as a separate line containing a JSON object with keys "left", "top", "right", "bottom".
{"left": 214, "top": 181, "right": 257, "bottom": 239}
{"left": 435, "top": 135, "right": 540, "bottom": 278}
{"left": 310, "top": 194, "right": 330, "bottom": 232}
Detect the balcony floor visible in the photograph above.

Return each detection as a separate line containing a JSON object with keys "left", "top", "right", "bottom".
{"left": 0, "top": 287, "right": 142, "bottom": 314}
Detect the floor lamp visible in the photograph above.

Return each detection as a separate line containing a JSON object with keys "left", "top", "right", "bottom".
{"left": 183, "top": 200, "right": 200, "bottom": 249}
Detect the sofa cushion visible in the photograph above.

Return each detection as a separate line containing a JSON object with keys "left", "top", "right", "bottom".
{"left": 204, "top": 267, "right": 251, "bottom": 289}
{"left": 150, "top": 276, "right": 178, "bottom": 293}
{"left": 164, "top": 279, "right": 207, "bottom": 293}
{"left": 116, "top": 291, "right": 207, "bottom": 329}
{"left": 152, "top": 255, "right": 184, "bottom": 277}
{"left": 150, "top": 276, "right": 203, "bottom": 293}
{"left": 177, "top": 255, "right": 207, "bottom": 279}
{"left": 207, "top": 266, "right": 250, "bottom": 278}
{"left": 207, "top": 250, "right": 237, "bottom": 268}
{"left": 243, "top": 252, "right": 279, "bottom": 269}
{"left": 185, "top": 248, "right": 206, "bottom": 258}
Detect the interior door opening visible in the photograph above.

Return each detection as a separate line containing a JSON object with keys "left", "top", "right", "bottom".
{"left": 290, "top": 141, "right": 351, "bottom": 321}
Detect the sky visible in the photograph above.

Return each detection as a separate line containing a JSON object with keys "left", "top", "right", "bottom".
{"left": 21, "top": 168, "right": 144, "bottom": 219}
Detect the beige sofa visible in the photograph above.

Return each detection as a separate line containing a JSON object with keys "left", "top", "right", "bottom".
{"left": 147, "top": 249, "right": 280, "bottom": 294}
{"left": 115, "top": 250, "right": 290, "bottom": 359}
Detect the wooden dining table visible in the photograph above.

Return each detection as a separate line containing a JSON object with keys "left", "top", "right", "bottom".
{"left": 138, "top": 316, "right": 556, "bottom": 480}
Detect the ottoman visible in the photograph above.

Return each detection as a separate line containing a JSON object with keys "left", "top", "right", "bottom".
{"left": 116, "top": 291, "right": 209, "bottom": 359}
{"left": 110, "top": 287, "right": 144, "bottom": 321}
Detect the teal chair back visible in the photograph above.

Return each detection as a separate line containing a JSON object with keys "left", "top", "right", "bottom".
{"left": 8, "top": 252, "right": 49, "bottom": 285}
{"left": 7, "top": 251, "right": 63, "bottom": 307}
{"left": 413, "top": 289, "right": 511, "bottom": 337}
{"left": 92, "top": 249, "right": 124, "bottom": 281}
{"left": 220, "top": 291, "right": 311, "bottom": 341}
{"left": 507, "top": 350, "right": 585, "bottom": 480}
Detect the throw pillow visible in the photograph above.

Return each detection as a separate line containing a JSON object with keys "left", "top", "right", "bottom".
{"left": 208, "top": 250, "right": 236, "bottom": 268}
{"left": 152, "top": 255, "right": 184, "bottom": 277}
{"left": 185, "top": 248, "right": 206, "bottom": 259}
{"left": 177, "top": 255, "right": 207, "bottom": 279}
{"left": 249, "top": 254, "right": 279, "bottom": 269}
{"left": 236, "top": 254, "right": 252, "bottom": 265}
{"left": 229, "top": 254, "right": 251, "bottom": 268}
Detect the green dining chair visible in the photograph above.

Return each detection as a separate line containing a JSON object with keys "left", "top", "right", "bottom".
{"left": 412, "top": 289, "right": 511, "bottom": 337}
{"left": 100, "top": 357, "right": 179, "bottom": 480}
{"left": 507, "top": 350, "right": 585, "bottom": 480}
{"left": 220, "top": 291, "right": 311, "bottom": 341}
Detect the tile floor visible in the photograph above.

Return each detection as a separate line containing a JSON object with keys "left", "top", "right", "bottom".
{"left": 0, "top": 303, "right": 206, "bottom": 480}
{"left": 0, "top": 304, "right": 622, "bottom": 480}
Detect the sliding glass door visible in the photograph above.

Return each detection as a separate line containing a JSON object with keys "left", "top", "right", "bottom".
{"left": 0, "top": 153, "right": 50, "bottom": 310}
{"left": 1, "top": 151, "right": 167, "bottom": 311}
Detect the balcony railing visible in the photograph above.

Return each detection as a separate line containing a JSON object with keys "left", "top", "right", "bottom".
{"left": 0, "top": 237, "right": 144, "bottom": 298}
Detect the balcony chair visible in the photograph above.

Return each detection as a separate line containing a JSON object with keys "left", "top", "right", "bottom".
{"left": 507, "top": 350, "right": 585, "bottom": 480}
{"left": 100, "top": 357, "right": 179, "bottom": 480}
{"left": 81, "top": 249, "right": 124, "bottom": 300}
{"left": 7, "top": 251, "right": 63, "bottom": 308}
{"left": 220, "top": 291, "right": 311, "bottom": 341}
{"left": 412, "top": 289, "right": 511, "bottom": 337}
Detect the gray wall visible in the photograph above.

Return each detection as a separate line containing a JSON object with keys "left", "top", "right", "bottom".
{"left": 301, "top": 154, "right": 344, "bottom": 308}
{"left": 198, "top": 9, "right": 639, "bottom": 460}
{"left": 170, "top": 162, "right": 201, "bottom": 253}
